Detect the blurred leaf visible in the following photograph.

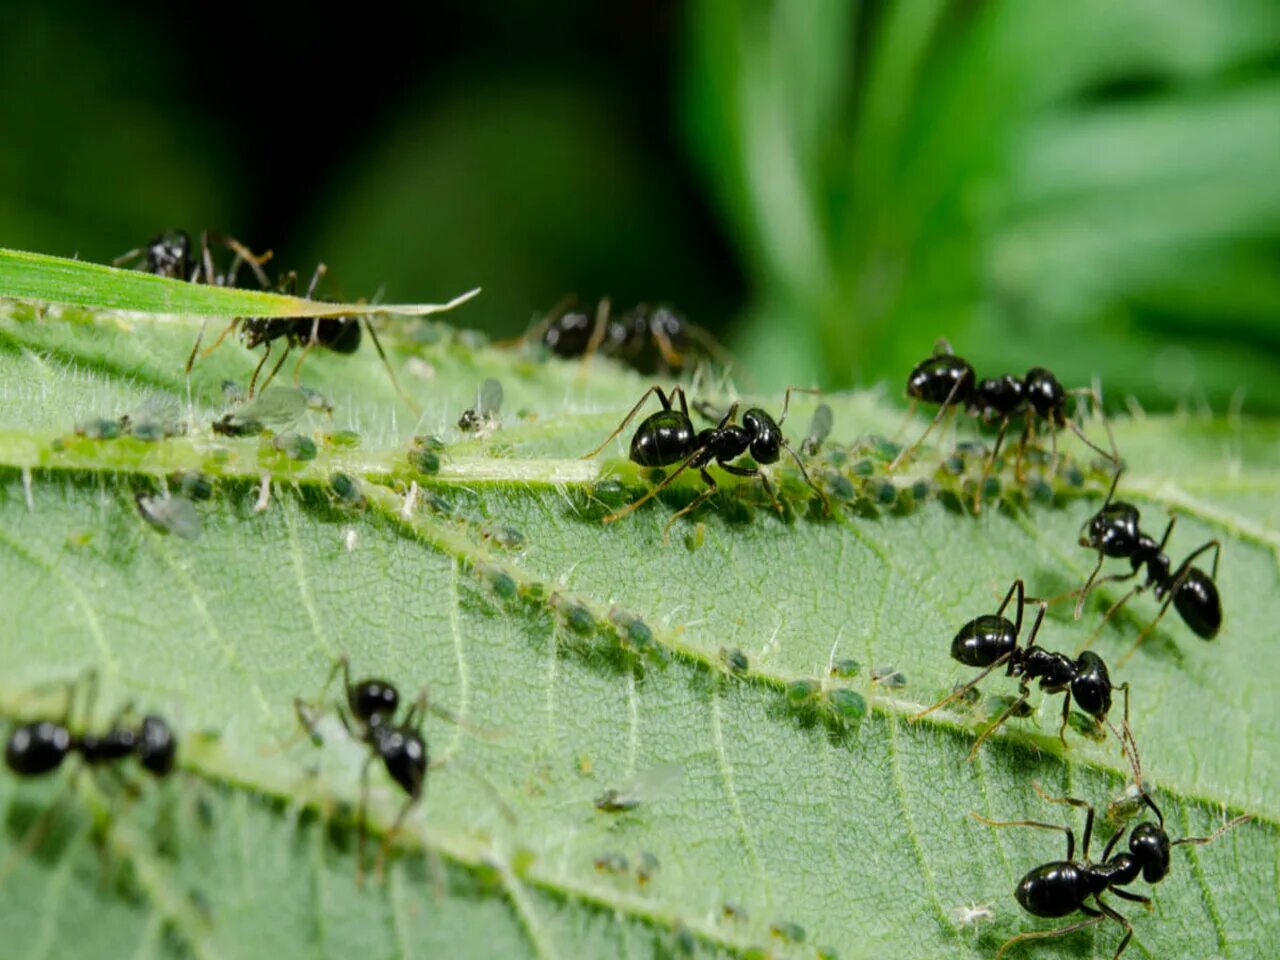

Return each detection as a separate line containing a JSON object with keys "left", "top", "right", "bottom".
{"left": 683, "top": 0, "right": 1280, "bottom": 411}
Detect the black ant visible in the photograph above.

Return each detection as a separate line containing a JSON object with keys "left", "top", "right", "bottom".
{"left": 186, "top": 262, "right": 412, "bottom": 406}
{"left": 295, "top": 657, "right": 432, "bottom": 882}
{"left": 912, "top": 579, "right": 1125, "bottom": 759}
{"left": 581, "top": 385, "right": 830, "bottom": 540}
{"left": 2, "top": 672, "right": 176, "bottom": 875}
{"left": 114, "top": 228, "right": 272, "bottom": 288}
{"left": 5, "top": 675, "right": 176, "bottom": 779}
{"left": 512, "top": 297, "right": 734, "bottom": 375}
{"left": 972, "top": 723, "right": 1249, "bottom": 959}
{"left": 1075, "top": 471, "right": 1221, "bottom": 661}
{"left": 888, "top": 339, "right": 1119, "bottom": 509}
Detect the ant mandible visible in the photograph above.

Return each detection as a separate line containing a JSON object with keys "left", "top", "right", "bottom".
{"left": 581, "top": 385, "right": 831, "bottom": 541}
{"left": 888, "top": 339, "right": 1119, "bottom": 510}
{"left": 912, "top": 579, "right": 1125, "bottom": 759}
{"left": 1075, "top": 470, "right": 1222, "bottom": 661}
{"left": 295, "top": 656, "right": 432, "bottom": 882}
{"left": 972, "top": 723, "right": 1250, "bottom": 959}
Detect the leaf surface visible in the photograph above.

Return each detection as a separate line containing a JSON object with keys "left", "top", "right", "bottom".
{"left": 0, "top": 297, "right": 1275, "bottom": 960}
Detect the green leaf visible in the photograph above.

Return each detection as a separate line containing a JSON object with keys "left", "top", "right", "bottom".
{"left": 0, "top": 295, "right": 1276, "bottom": 959}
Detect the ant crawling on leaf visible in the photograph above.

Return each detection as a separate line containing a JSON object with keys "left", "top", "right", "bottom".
{"left": 114, "top": 228, "right": 272, "bottom": 288}
{"left": 888, "top": 339, "right": 1120, "bottom": 510}
{"left": 509, "top": 296, "right": 736, "bottom": 375}
{"left": 972, "top": 720, "right": 1250, "bottom": 959}
{"left": 186, "top": 261, "right": 414, "bottom": 408}
{"left": 295, "top": 656, "right": 432, "bottom": 882}
{"left": 3, "top": 670, "right": 177, "bottom": 876}
{"left": 1075, "top": 470, "right": 1222, "bottom": 661}
{"left": 581, "top": 385, "right": 831, "bottom": 541}
{"left": 912, "top": 579, "right": 1125, "bottom": 759}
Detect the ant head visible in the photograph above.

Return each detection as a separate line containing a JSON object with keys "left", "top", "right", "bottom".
{"left": 146, "top": 229, "right": 193, "bottom": 279}
{"left": 1129, "top": 821, "right": 1172, "bottom": 883}
{"left": 951, "top": 615, "right": 1019, "bottom": 667}
{"left": 375, "top": 726, "right": 428, "bottom": 798}
{"left": 137, "top": 715, "right": 177, "bottom": 777}
{"left": 1023, "top": 368, "right": 1065, "bottom": 420}
{"left": 350, "top": 680, "right": 400, "bottom": 728}
{"left": 907, "top": 354, "right": 975, "bottom": 406}
{"left": 742, "top": 408, "right": 781, "bottom": 464}
{"left": 646, "top": 306, "right": 685, "bottom": 341}
{"left": 542, "top": 310, "right": 593, "bottom": 356}
{"left": 1080, "top": 501, "right": 1141, "bottom": 556}
{"left": 629, "top": 409, "right": 696, "bottom": 467}
{"left": 1069, "top": 651, "right": 1112, "bottom": 718}
{"left": 5, "top": 721, "right": 71, "bottom": 776}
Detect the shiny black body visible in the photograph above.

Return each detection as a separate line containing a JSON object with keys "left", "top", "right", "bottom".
{"left": 295, "top": 657, "right": 430, "bottom": 878}
{"left": 918, "top": 579, "right": 1123, "bottom": 754}
{"left": 892, "top": 341, "right": 1118, "bottom": 502}
{"left": 139, "top": 229, "right": 195, "bottom": 280}
{"left": 542, "top": 302, "right": 693, "bottom": 373}
{"left": 981, "top": 777, "right": 1244, "bottom": 960}
{"left": 5, "top": 712, "right": 176, "bottom": 779}
{"left": 1078, "top": 473, "right": 1222, "bottom": 642}
{"left": 582, "top": 385, "right": 829, "bottom": 537}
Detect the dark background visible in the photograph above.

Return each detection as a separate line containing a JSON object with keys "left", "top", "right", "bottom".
{"left": 4, "top": 0, "right": 1280, "bottom": 409}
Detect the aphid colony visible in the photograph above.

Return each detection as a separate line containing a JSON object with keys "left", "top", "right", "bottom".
{"left": 3, "top": 238, "right": 1246, "bottom": 957}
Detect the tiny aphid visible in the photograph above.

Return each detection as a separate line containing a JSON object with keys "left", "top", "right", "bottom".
{"left": 594, "top": 762, "right": 684, "bottom": 813}
{"left": 211, "top": 387, "right": 308, "bottom": 437}
{"left": 135, "top": 493, "right": 202, "bottom": 540}
{"left": 950, "top": 902, "right": 995, "bottom": 926}
{"left": 871, "top": 666, "right": 907, "bottom": 689}
{"left": 801, "top": 403, "right": 834, "bottom": 456}
{"left": 458, "top": 377, "right": 504, "bottom": 435}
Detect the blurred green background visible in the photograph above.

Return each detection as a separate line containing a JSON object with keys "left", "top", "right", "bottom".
{"left": 3, "top": 0, "right": 1279, "bottom": 410}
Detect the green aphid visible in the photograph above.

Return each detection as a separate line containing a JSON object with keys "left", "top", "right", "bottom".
{"left": 719, "top": 647, "right": 749, "bottom": 674}
{"left": 273, "top": 433, "right": 317, "bottom": 461}
{"left": 827, "top": 688, "right": 866, "bottom": 722}
{"left": 561, "top": 601, "right": 596, "bottom": 636}
{"left": 593, "top": 852, "right": 630, "bottom": 875}
{"left": 329, "top": 471, "right": 364, "bottom": 506}
{"left": 324, "top": 429, "right": 361, "bottom": 449}
{"left": 830, "top": 657, "right": 861, "bottom": 679}
{"left": 786, "top": 679, "right": 820, "bottom": 706}
{"left": 74, "top": 418, "right": 121, "bottom": 440}
{"left": 135, "top": 493, "right": 201, "bottom": 541}
{"left": 770, "top": 920, "right": 806, "bottom": 943}
{"left": 483, "top": 525, "right": 525, "bottom": 550}
{"left": 610, "top": 609, "right": 653, "bottom": 650}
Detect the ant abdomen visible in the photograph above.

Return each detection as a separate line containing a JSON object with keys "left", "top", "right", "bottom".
{"left": 1069, "top": 652, "right": 1113, "bottom": 717}
{"left": 1015, "top": 862, "right": 1092, "bottom": 918}
{"left": 630, "top": 410, "right": 695, "bottom": 467}
{"left": 907, "top": 354, "right": 975, "bottom": 405}
{"left": 950, "top": 615, "right": 1018, "bottom": 667}
{"left": 1171, "top": 571, "right": 1221, "bottom": 639}
{"left": 5, "top": 722, "right": 70, "bottom": 775}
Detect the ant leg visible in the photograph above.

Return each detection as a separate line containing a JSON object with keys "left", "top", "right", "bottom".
{"left": 355, "top": 754, "right": 375, "bottom": 887}
{"left": 995, "top": 577, "right": 1026, "bottom": 623}
{"left": 292, "top": 340, "right": 317, "bottom": 385}
{"left": 602, "top": 451, "right": 700, "bottom": 526}
{"left": 362, "top": 318, "right": 421, "bottom": 416}
{"left": 1013, "top": 415, "right": 1032, "bottom": 484}
{"left": 304, "top": 263, "right": 328, "bottom": 299}
{"left": 1056, "top": 691, "right": 1072, "bottom": 747}
{"left": 1066, "top": 385, "right": 1121, "bottom": 470}
{"left": 111, "top": 247, "right": 144, "bottom": 269}
{"left": 651, "top": 323, "right": 684, "bottom": 371}
{"left": 661, "top": 468, "right": 720, "bottom": 543}
{"left": 0, "top": 773, "right": 80, "bottom": 883}
{"left": 1095, "top": 899, "right": 1133, "bottom": 960}
{"left": 932, "top": 337, "right": 954, "bottom": 356}
{"left": 1030, "top": 781, "right": 1096, "bottom": 856}
{"left": 1111, "top": 889, "right": 1151, "bottom": 908}
{"left": 188, "top": 318, "right": 240, "bottom": 374}
{"left": 993, "top": 913, "right": 1104, "bottom": 960}
{"left": 781, "top": 441, "right": 832, "bottom": 515}
{"left": 580, "top": 385, "right": 680, "bottom": 459}
{"left": 204, "top": 231, "right": 273, "bottom": 289}
{"left": 910, "top": 652, "right": 1012, "bottom": 720}
{"left": 255, "top": 342, "right": 293, "bottom": 396}
{"left": 967, "top": 682, "right": 1031, "bottom": 760}
{"left": 1080, "top": 581, "right": 1142, "bottom": 652}
{"left": 1100, "top": 824, "right": 1128, "bottom": 861}
{"left": 579, "top": 298, "right": 611, "bottom": 373}
{"left": 970, "top": 811, "right": 1077, "bottom": 861}
{"left": 973, "top": 416, "right": 1011, "bottom": 513}
{"left": 888, "top": 376, "right": 965, "bottom": 472}
{"left": 293, "top": 657, "right": 351, "bottom": 745}
{"left": 496, "top": 294, "right": 578, "bottom": 349}
{"left": 777, "top": 385, "right": 822, "bottom": 428}
{"left": 1171, "top": 814, "right": 1253, "bottom": 847}
{"left": 375, "top": 792, "right": 423, "bottom": 883}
